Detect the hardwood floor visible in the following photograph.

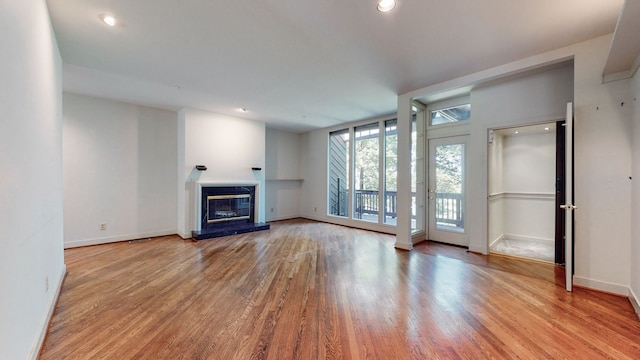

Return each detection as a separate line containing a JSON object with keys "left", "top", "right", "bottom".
{"left": 40, "top": 219, "right": 640, "bottom": 359}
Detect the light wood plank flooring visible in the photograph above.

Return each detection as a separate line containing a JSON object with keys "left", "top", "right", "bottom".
{"left": 40, "top": 219, "right": 640, "bottom": 359}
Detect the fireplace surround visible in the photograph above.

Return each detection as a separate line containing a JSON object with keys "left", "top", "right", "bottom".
{"left": 192, "top": 182, "right": 269, "bottom": 240}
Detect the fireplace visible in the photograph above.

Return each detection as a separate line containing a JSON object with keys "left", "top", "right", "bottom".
{"left": 207, "top": 194, "right": 251, "bottom": 223}
{"left": 192, "top": 183, "right": 269, "bottom": 240}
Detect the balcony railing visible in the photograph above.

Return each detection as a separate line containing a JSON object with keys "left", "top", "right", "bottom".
{"left": 434, "top": 192, "right": 463, "bottom": 228}
{"left": 331, "top": 189, "right": 463, "bottom": 227}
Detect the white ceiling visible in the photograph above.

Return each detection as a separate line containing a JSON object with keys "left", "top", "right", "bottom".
{"left": 494, "top": 122, "right": 557, "bottom": 137}
{"left": 47, "top": 0, "right": 624, "bottom": 132}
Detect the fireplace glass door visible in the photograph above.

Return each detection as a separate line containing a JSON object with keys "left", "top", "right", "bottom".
{"left": 207, "top": 194, "right": 251, "bottom": 223}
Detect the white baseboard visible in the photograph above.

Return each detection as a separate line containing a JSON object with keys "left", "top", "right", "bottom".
{"left": 629, "top": 287, "right": 640, "bottom": 320}
{"left": 502, "top": 234, "right": 554, "bottom": 244}
{"left": 489, "top": 234, "right": 504, "bottom": 248}
{"left": 64, "top": 229, "right": 177, "bottom": 248}
{"left": 394, "top": 240, "right": 413, "bottom": 250}
{"left": 29, "top": 265, "right": 67, "bottom": 360}
{"left": 266, "top": 214, "right": 299, "bottom": 222}
{"left": 573, "top": 276, "right": 629, "bottom": 296}
{"left": 468, "top": 244, "right": 487, "bottom": 254}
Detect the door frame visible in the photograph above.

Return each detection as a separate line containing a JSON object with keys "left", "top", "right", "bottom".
{"left": 487, "top": 121, "right": 563, "bottom": 263}
{"left": 562, "top": 102, "right": 575, "bottom": 292}
{"left": 555, "top": 120, "right": 566, "bottom": 264}
{"left": 427, "top": 135, "right": 470, "bottom": 247}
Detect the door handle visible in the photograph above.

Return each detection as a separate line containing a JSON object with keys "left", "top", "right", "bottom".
{"left": 560, "top": 204, "right": 578, "bottom": 210}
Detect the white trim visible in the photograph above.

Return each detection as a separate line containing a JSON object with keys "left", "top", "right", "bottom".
{"left": 501, "top": 234, "right": 553, "bottom": 244}
{"left": 490, "top": 234, "right": 504, "bottom": 248}
{"left": 573, "top": 276, "right": 629, "bottom": 296}
{"left": 631, "top": 51, "right": 640, "bottom": 79}
{"left": 401, "top": 47, "right": 574, "bottom": 100}
{"left": 29, "top": 265, "right": 67, "bottom": 360}
{"left": 629, "top": 287, "right": 640, "bottom": 320}
{"left": 603, "top": 47, "right": 640, "bottom": 83}
{"left": 394, "top": 240, "right": 413, "bottom": 250}
{"left": 602, "top": 70, "right": 633, "bottom": 83}
{"left": 490, "top": 234, "right": 553, "bottom": 251}
{"left": 194, "top": 181, "right": 261, "bottom": 232}
{"left": 426, "top": 95, "right": 471, "bottom": 129}
{"left": 64, "top": 229, "right": 176, "bottom": 248}
{"left": 488, "top": 192, "right": 555, "bottom": 200}
{"left": 468, "top": 244, "right": 485, "bottom": 254}
{"left": 265, "top": 215, "right": 299, "bottom": 222}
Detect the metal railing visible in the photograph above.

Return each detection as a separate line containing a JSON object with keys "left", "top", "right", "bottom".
{"left": 435, "top": 192, "right": 463, "bottom": 227}
{"left": 333, "top": 189, "right": 462, "bottom": 227}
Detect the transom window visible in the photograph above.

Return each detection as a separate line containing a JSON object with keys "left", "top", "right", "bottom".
{"left": 430, "top": 103, "right": 471, "bottom": 126}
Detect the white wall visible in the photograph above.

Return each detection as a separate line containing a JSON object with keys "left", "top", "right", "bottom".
{"left": 467, "top": 36, "right": 633, "bottom": 294}
{"left": 299, "top": 131, "right": 328, "bottom": 219}
{"left": 469, "top": 63, "right": 574, "bottom": 253}
{"left": 489, "top": 131, "right": 556, "bottom": 244}
{"left": 572, "top": 36, "right": 632, "bottom": 294}
{"left": 503, "top": 132, "right": 556, "bottom": 193}
{"left": 488, "top": 132, "right": 505, "bottom": 244}
{"left": 631, "top": 70, "right": 640, "bottom": 311}
{"left": 177, "top": 108, "right": 266, "bottom": 237}
{"left": 503, "top": 132, "right": 556, "bottom": 241}
{"left": 0, "top": 1, "right": 66, "bottom": 358}
{"left": 62, "top": 94, "right": 178, "bottom": 247}
{"left": 265, "top": 128, "right": 302, "bottom": 221}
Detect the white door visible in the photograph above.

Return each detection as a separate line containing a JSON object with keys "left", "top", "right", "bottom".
{"left": 428, "top": 136, "right": 469, "bottom": 246}
{"left": 561, "top": 102, "right": 575, "bottom": 291}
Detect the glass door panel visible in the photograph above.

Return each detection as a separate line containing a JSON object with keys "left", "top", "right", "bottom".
{"left": 353, "top": 123, "right": 380, "bottom": 222}
{"left": 428, "top": 136, "right": 469, "bottom": 246}
{"left": 328, "top": 129, "right": 349, "bottom": 217}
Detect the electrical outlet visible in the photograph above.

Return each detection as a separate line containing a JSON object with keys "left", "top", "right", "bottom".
{"left": 314, "top": 207, "right": 317, "bottom": 212}
{"left": 100, "top": 223, "right": 107, "bottom": 230}
{"left": 45, "top": 276, "right": 49, "bottom": 292}
{"left": 270, "top": 208, "right": 274, "bottom": 213}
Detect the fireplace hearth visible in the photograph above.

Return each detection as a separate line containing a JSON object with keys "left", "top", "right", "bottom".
{"left": 192, "top": 184, "right": 269, "bottom": 240}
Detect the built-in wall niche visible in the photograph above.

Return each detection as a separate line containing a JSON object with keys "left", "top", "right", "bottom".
{"left": 265, "top": 128, "right": 303, "bottom": 222}
{"left": 488, "top": 122, "right": 558, "bottom": 262}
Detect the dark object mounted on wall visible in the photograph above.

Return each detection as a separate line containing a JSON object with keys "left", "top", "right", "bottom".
{"left": 251, "top": 167, "right": 262, "bottom": 171}
{"left": 195, "top": 165, "right": 207, "bottom": 171}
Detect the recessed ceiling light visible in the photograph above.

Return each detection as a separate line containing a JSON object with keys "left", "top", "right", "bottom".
{"left": 514, "top": 131, "right": 519, "bottom": 134}
{"left": 99, "top": 14, "right": 117, "bottom": 26}
{"left": 238, "top": 108, "right": 248, "bottom": 113}
{"left": 544, "top": 127, "right": 550, "bottom": 131}
{"left": 377, "top": 0, "right": 396, "bottom": 13}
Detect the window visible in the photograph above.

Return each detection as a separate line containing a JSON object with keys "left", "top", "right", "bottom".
{"left": 384, "top": 119, "right": 398, "bottom": 225}
{"left": 430, "top": 103, "right": 471, "bottom": 126}
{"left": 411, "top": 116, "right": 418, "bottom": 231}
{"left": 327, "top": 118, "right": 400, "bottom": 226}
{"left": 411, "top": 108, "right": 425, "bottom": 233}
{"left": 353, "top": 123, "right": 380, "bottom": 222}
{"left": 328, "top": 129, "right": 349, "bottom": 217}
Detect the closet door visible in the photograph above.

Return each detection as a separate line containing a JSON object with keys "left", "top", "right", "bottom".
{"left": 560, "top": 102, "right": 575, "bottom": 292}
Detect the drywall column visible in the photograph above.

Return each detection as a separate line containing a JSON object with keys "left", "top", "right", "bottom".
{"left": 629, "top": 70, "right": 640, "bottom": 310}
{"left": 572, "top": 35, "right": 632, "bottom": 294}
{"left": 177, "top": 108, "right": 266, "bottom": 238}
{"left": 0, "top": 1, "right": 65, "bottom": 358}
{"left": 395, "top": 94, "right": 413, "bottom": 250}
